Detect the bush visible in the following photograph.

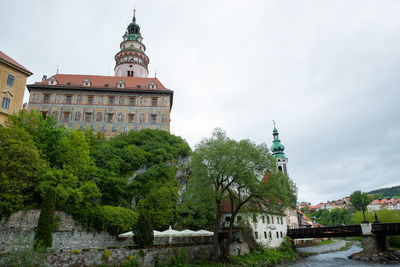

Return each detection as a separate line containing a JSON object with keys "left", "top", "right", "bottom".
{"left": 33, "top": 187, "right": 56, "bottom": 251}
{"left": 76, "top": 205, "right": 138, "bottom": 236}
{"left": 133, "top": 213, "right": 153, "bottom": 248}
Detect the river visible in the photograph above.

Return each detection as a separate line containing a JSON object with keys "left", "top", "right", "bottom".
{"left": 278, "top": 239, "right": 400, "bottom": 267}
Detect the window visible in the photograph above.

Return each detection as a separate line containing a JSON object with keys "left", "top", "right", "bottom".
{"left": 264, "top": 232, "right": 267, "bottom": 239}
{"left": 85, "top": 113, "right": 92, "bottom": 122}
{"left": 269, "top": 232, "right": 272, "bottom": 239}
{"left": 162, "top": 114, "right": 167, "bottom": 123}
{"left": 87, "top": 96, "right": 93, "bottom": 105}
{"left": 65, "top": 95, "right": 72, "bottom": 104}
{"left": 271, "top": 217, "right": 274, "bottom": 224}
{"left": 277, "top": 217, "right": 280, "bottom": 224}
{"left": 267, "top": 216, "right": 270, "bottom": 224}
{"left": 129, "top": 97, "right": 135, "bottom": 106}
{"left": 262, "top": 216, "right": 265, "bottom": 224}
{"left": 151, "top": 114, "right": 157, "bottom": 124}
{"left": 128, "top": 114, "right": 135, "bottom": 123}
{"left": 151, "top": 97, "right": 157, "bottom": 107}
{"left": 63, "top": 112, "right": 70, "bottom": 122}
{"left": 7, "top": 74, "right": 15, "bottom": 86}
{"left": 108, "top": 96, "right": 114, "bottom": 105}
{"left": 96, "top": 112, "right": 102, "bottom": 121}
{"left": 276, "top": 232, "right": 279, "bottom": 238}
{"left": 107, "top": 113, "right": 113, "bottom": 123}
{"left": 75, "top": 112, "right": 81, "bottom": 121}
{"left": 43, "top": 94, "right": 50, "bottom": 104}
{"left": 1, "top": 97, "right": 10, "bottom": 109}
{"left": 255, "top": 231, "right": 258, "bottom": 239}
{"left": 280, "top": 232, "right": 283, "bottom": 238}
{"left": 41, "top": 112, "right": 48, "bottom": 119}
{"left": 225, "top": 216, "right": 231, "bottom": 222}
{"left": 280, "top": 217, "right": 283, "bottom": 224}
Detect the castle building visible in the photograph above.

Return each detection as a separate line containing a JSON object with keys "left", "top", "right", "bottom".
{"left": 27, "top": 10, "right": 172, "bottom": 136}
{"left": 270, "top": 122, "right": 288, "bottom": 175}
{"left": 0, "top": 51, "right": 32, "bottom": 125}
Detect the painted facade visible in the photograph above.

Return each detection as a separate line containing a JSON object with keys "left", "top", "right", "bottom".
{"left": 0, "top": 51, "right": 32, "bottom": 125}
{"left": 27, "top": 74, "right": 172, "bottom": 137}
{"left": 27, "top": 11, "right": 173, "bottom": 136}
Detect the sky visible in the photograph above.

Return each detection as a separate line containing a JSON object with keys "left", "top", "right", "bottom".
{"left": 1, "top": 0, "right": 400, "bottom": 204}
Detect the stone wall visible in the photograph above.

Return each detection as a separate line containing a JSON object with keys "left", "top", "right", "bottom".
{"left": 0, "top": 210, "right": 130, "bottom": 252}
{"left": 0, "top": 245, "right": 213, "bottom": 267}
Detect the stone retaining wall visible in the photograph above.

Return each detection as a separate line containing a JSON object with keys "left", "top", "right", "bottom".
{"left": 0, "top": 244, "right": 213, "bottom": 267}
{"left": 0, "top": 210, "right": 131, "bottom": 252}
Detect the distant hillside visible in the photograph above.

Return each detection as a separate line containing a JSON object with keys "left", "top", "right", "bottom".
{"left": 368, "top": 185, "right": 400, "bottom": 197}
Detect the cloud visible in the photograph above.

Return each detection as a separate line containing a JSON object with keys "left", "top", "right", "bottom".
{"left": 1, "top": 0, "right": 399, "bottom": 204}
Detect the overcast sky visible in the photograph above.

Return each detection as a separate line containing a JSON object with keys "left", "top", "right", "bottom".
{"left": 1, "top": 0, "right": 399, "bottom": 204}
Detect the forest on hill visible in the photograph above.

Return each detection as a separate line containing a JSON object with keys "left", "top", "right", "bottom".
{"left": 368, "top": 185, "right": 400, "bottom": 198}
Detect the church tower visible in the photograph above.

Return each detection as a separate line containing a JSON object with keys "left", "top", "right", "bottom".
{"left": 271, "top": 121, "right": 288, "bottom": 175}
{"left": 114, "top": 10, "right": 149, "bottom": 78}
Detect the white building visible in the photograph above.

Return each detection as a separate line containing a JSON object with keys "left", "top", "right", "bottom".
{"left": 220, "top": 211, "right": 287, "bottom": 248}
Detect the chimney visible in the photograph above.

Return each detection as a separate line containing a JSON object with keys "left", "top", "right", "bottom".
{"left": 42, "top": 75, "right": 47, "bottom": 81}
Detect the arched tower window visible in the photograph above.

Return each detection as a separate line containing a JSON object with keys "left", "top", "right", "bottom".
{"left": 278, "top": 166, "right": 283, "bottom": 172}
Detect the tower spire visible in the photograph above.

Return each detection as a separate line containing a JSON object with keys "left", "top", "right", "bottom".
{"left": 270, "top": 121, "right": 288, "bottom": 175}
{"left": 114, "top": 6, "right": 149, "bottom": 77}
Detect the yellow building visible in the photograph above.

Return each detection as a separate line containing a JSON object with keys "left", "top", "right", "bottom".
{"left": 0, "top": 51, "right": 33, "bottom": 125}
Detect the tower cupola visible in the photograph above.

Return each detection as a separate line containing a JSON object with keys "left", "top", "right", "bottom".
{"left": 270, "top": 121, "right": 288, "bottom": 175}
{"left": 114, "top": 9, "right": 149, "bottom": 77}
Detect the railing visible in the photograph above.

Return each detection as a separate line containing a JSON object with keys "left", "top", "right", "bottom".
{"left": 287, "top": 223, "right": 400, "bottom": 239}
{"left": 372, "top": 223, "right": 400, "bottom": 236}
{"left": 287, "top": 225, "right": 362, "bottom": 239}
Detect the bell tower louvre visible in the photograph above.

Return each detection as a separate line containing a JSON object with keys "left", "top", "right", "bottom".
{"left": 114, "top": 10, "right": 149, "bottom": 78}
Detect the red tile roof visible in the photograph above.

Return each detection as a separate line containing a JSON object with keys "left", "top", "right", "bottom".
{"left": 0, "top": 51, "right": 32, "bottom": 75}
{"left": 31, "top": 74, "right": 169, "bottom": 91}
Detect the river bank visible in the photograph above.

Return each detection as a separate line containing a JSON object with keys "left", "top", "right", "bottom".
{"left": 279, "top": 239, "right": 400, "bottom": 267}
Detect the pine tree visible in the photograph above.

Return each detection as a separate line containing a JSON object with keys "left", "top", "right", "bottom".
{"left": 133, "top": 213, "right": 153, "bottom": 248}
{"left": 33, "top": 187, "right": 56, "bottom": 251}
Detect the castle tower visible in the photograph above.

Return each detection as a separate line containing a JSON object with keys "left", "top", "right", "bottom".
{"left": 270, "top": 121, "right": 288, "bottom": 175}
{"left": 114, "top": 10, "right": 149, "bottom": 77}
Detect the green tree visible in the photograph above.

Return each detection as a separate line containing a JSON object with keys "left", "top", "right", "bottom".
{"left": 191, "top": 129, "right": 297, "bottom": 260}
{"left": 133, "top": 212, "right": 154, "bottom": 248}
{"left": 177, "top": 177, "right": 216, "bottom": 231}
{"left": 0, "top": 127, "right": 45, "bottom": 218}
{"left": 137, "top": 186, "right": 178, "bottom": 230}
{"left": 350, "top": 190, "right": 372, "bottom": 222}
{"left": 6, "top": 110, "right": 65, "bottom": 167}
{"left": 33, "top": 187, "right": 56, "bottom": 251}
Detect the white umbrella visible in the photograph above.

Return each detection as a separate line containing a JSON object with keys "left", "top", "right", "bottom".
{"left": 118, "top": 231, "right": 133, "bottom": 238}
{"left": 180, "top": 229, "right": 197, "bottom": 237}
{"left": 118, "top": 230, "right": 164, "bottom": 238}
{"left": 194, "top": 230, "right": 214, "bottom": 237}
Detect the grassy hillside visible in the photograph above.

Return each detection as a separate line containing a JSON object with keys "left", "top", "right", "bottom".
{"left": 368, "top": 185, "right": 400, "bottom": 198}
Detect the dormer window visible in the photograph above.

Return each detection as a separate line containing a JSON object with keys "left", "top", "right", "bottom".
{"left": 104, "top": 84, "right": 109, "bottom": 87}
{"left": 117, "top": 80, "right": 125, "bottom": 88}
{"left": 48, "top": 77, "right": 57, "bottom": 85}
{"left": 149, "top": 82, "right": 157, "bottom": 89}
{"left": 83, "top": 78, "right": 91, "bottom": 87}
